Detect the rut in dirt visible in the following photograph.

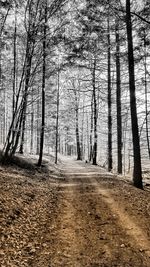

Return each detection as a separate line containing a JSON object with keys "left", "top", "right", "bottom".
{"left": 33, "top": 159, "right": 150, "bottom": 267}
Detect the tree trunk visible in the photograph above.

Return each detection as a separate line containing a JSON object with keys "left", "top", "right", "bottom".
{"left": 19, "top": 109, "right": 26, "bottom": 154}
{"left": 89, "top": 95, "right": 93, "bottom": 162}
{"left": 126, "top": 0, "right": 143, "bottom": 189}
{"left": 19, "top": 51, "right": 32, "bottom": 154}
{"left": 38, "top": 1, "right": 47, "bottom": 166}
{"left": 30, "top": 87, "right": 34, "bottom": 154}
{"left": 0, "top": 36, "right": 2, "bottom": 91}
{"left": 75, "top": 106, "right": 82, "bottom": 160}
{"left": 13, "top": 5, "right": 17, "bottom": 116}
{"left": 92, "top": 58, "right": 97, "bottom": 165}
{"left": 115, "top": 20, "right": 122, "bottom": 174}
{"left": 107, "top": 14, "right": 112, "bottom": 171}
{"left": 81, "top": 99, "right": 85, "bottom": 159}
{"left": 10, "top": 106, "right": 25, "bottom": 156}
{"left": 55, "top": 70, "right": 60, "bottom": 164}
{"left": 144, "top": 31, "right": 150, "bottom": 159}
{"left": 36, "top": 87, "right": 40, "bottom": 155}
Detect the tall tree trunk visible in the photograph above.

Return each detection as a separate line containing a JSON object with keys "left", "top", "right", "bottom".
{"left": 107, "top": 13, "right": 112, "bottom": 171}
{"left": 0, "top": 36, "right": 2, "bottom": 143}
{"left": 19, "top": 108, "right": 26, "bottom": 154}
{"left": 30, "top": 87, "right": 34, "bottom": 154}
{"left": 38, "top": 1, "right": 47, "bottom": 166}
{"left": 92, "top": 58, "right": 97, "bottom": 165}
{"left": 13, "top": 5, "right": 17, "bottom": 116}
{"left": 0, "top": 36, "right": 2, "bottom": 91}
{"left": 19, "top": 2, "right": 37, "bottom": 154}
{"left": 19, "top": 52, "right": 32, "bottom": 154}
{"left": 115, "top": 20, "right": 122, "bottom": 174}
{"left": 36, "top": 87, "right": 40, "bottom": 155}
{"left": 75, "top": 106, "right": 82, "bottom": 160}
{"left": 126, "top": 0, "right": 143, "bottom": 189}
{"left": 86, "top": 112, "right": 90, "bottom": 160}
{"left": 81, "top": 99, "right": 85, "bottom": 159}
{"left": 73, "top": 81, "right": 82, "bottom": 161}
{"left": 144, "top": 31, "right": 150, "bottom": 159}
{"left": 89, "top": 95, "right": 93, "bottom": 162}
{"left": 55, "top": 70, "right": 60, "bottom": 164}
{"left": 10, "top": 104, "right": 25, "bottom": 156}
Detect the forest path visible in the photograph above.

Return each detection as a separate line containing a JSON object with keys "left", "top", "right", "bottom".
{"left": 1, "top": 158, "right": 150, "bottom": 267}
{"left": 34, "top": 158, "right": 150, "bottom": 267}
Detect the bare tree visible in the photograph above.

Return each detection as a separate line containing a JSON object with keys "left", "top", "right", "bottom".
{"left": 55, "top": 69, "right": 60, "bottom": 164}
{"left": 115, "top": 19, "right": 122, "bottom": 174}
{"left": 38, "top": 0, "right": 47, "bottom": 166}
{"left": 107, "top": 9, "right": 112, "bottom": 172}
{"left": 126, "top": 0, "right": 143, "bottom": 189}
{"left": 92, "top": 58, "right": 97, "bottom": 165}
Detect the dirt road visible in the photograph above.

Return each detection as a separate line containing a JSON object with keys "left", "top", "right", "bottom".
{"left": 1, "top": 158, "right": 150, "bottom": 266}
{"left": 33, "top": 158, "right": 150, "bottom": 267}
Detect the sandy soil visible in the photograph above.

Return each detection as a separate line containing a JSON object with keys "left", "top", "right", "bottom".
{"left": 0, "top": 158, "right": 150, "bottom": 266}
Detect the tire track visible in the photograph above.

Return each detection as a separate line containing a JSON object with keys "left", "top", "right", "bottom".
{"left": 91, "top": 177, "right": 150, "bottom": 258}
{"left": 47, "top": 167, "right": 150, "bottom": 266}
{"left": 32, "top": 159, "right": 150, "bottom": 266}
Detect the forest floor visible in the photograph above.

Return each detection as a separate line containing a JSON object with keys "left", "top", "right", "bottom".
{"left": 0, "top": 156, "right": 150, "bottom": 267}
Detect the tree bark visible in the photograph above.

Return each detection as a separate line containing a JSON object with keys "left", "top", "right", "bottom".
{"left": 92, "top": 58, "right": 97, "bottom": 165}
{"left": 107, "top": 13, "right": 112, "bottom": 172}
{"left": 126, "top": 0, "right": 143, "bottom": 189}
{"left": 30, "top": 87, "right": 34, "bottom": 154}
{"left": 13, "top": 5, "right": 17, "bottom": 116}
{"left": 75, "top": 106, "right": 82, "bottom": 160}
{"left": 55, "top": 70, "right": 60, "bottom": 164}
{"left": 38, "top": 1, "right": 47, "bottom": 166}
{"left": 36, "top": 87, "right": 40, "bottom": 155}
{"left": 19, "top": 50, "right": 32, "bottom": 154}
{"left": 143, "top": 31, "right": 150, "bottom": 159}
{"left": 115, "top": 20, "right": 122, "bottom": 174}
{"left": 89, "top": 95, "right": 93, "bottom": 162}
